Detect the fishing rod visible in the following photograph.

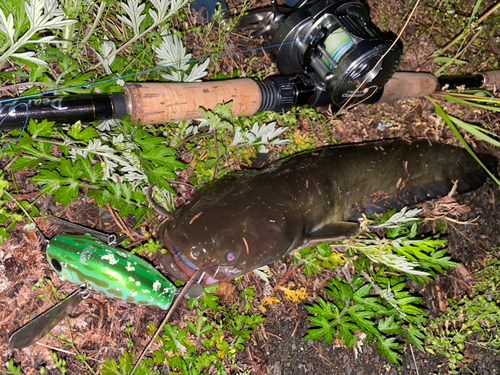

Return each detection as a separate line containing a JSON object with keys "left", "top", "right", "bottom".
{"left": 1, "top": 0, "right": 499, "bottom": 130}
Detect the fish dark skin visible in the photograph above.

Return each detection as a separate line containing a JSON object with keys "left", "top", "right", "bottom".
{"left": 157, "top": 140, "right": 497, "bottom": 285}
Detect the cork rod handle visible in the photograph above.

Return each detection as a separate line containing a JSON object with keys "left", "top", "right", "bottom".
{"left": 123, "top": 78, "right": 262, "bottom": 125}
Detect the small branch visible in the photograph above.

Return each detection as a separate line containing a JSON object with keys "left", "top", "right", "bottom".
{"left": 409, "top": 344, "right": 420, "bottom": 375}
{"left": 105, "top": 202, "right": 136, "bottom": 240}
{"left": 273, "top": 267, "right": 297, "bottom": 292}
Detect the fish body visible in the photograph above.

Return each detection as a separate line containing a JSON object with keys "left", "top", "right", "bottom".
{"left": 47, "top": 234, "right": 176, "bottom": 309}
{"left": 157, "top": 140, "right": 496, "bottom": 285}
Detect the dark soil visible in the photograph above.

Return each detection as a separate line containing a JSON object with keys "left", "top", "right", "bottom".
{"left": 1, "top": 0, "right": 500, "bottom": 374}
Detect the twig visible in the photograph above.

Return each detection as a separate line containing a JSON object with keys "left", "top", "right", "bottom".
{"left": 242, "top": 237, "right": 249, "bottom": 254}
{"left": 409, "top": 344, "right": 420, "bottom": 375}
{"left": 146, "top": 184, "right": 174, "bottom": 220}
{"left": 417, "top": 2, "right": 500, "bottom": 71}
{"left": 273, "top": 267, "right": 297, "bottom": 292}
{"left": 35, "top": 342, "right": 101, "bottom": 362}
{"left": 266, "top": 332, "right": 283, "bottom": 341}
{"left": 291, "top": 321, "right": 299, "bottom": 337}
{"left": 130, "top": 265, "right": 213, "bottom": 375}
{"left": 310, "top": 344, "right": 335, "bottom": 366}
{"left": 105, "top": 202, "right": 135, "bottom": 240}
{"left": 189, "top": 211, "right": 203, "bottom": 224}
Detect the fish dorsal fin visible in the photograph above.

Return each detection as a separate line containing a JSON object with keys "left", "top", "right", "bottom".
{"left": 306, "top": 221, "right": 359, "bottom": 244}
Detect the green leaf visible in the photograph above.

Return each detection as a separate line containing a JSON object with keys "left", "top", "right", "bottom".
{"left": 429, "top": 97, "right": 500, "bottom": 185}
{"left": 67, "top": 122, "right": 98, "bottom": 141}
{"left": 347, "top": 306, "right": 378, "bottom": 336}
{"left": 337, "top": 316, "right": 359, "bottom": 347}
{"left": 405, "top": 325, "right": 426, "bottom": 352}
{"left": 305, "top": 296, "right": 339, "bottom": 320}
{"left": 133, "top": 129, "right": 167, "bottom": 151}
{"left": 303, "top": 317, "right": 337, "bottom": 344}
{"left": 11, "top": 156, "right": 44, "bottom": 170}
{"left": 78, "top": 155, "right": 103, "bottom": 183}
{"left": 378, "top": 316, "right": 402, "bottom": 335}
{"left": 375, "top": 337, "right": 402, "bottom": 364}
{"left": 100, "top": 181, "right": 148, "bottom": 219}
{"left": 28, "top": 119, "right": 54, "bottom": 138}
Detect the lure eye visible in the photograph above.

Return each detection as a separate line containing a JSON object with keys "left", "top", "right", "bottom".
{"left": 225, "top": 252, "right": 238, "bottom": 263}
{"left": 51, "top": 258, "right": 62, "bottom": 272}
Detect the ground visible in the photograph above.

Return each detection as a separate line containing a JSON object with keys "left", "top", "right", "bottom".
{"left": 1, "top": 0, "right": 500, "bottom": 374}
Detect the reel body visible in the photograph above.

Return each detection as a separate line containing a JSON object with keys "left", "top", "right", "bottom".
{"left": 234, "top": 0, "right": 401, "bottom": 108}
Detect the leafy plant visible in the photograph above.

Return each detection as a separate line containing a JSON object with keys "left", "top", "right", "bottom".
{"left": 102, "top": 285, "right": 264, "bottom": 375}
{"left": 428, "top": 96, "right": 500, "bottom": 186}
{"left": 0, "top": 173, "right": 24, "bottom": 243}
{"left": 300, "top": 207, "right": 455, "bottom": 365}
{"left": 3, "top": 359, "right": 22, "bottom": 375}
{"left": 423, "top": 257, "right": 500, "bottom": 373}
{"left": 1, "top": 119, "right": 185, "bottom": 218}
{"left": 170, "top": 102, "right": 290, "bottom": 187}
{"left": 0, "top": 0, "right": 77, "bottom": 67}
{"left": 423, "top": 1, "right": 500, "bottom": 186}
{"left": 155, "top": 32, "right": 210, "bottom": 82}
{"left": 303, "top": 272, "right": 424, "bottom": 364}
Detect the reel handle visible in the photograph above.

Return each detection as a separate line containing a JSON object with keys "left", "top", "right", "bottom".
{"left": 124, "top": 79, "right": 262, "bottom": 124}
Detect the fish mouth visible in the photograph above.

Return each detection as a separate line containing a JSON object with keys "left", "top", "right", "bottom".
{"left": 157, "top": 224, "right": 220, "bottom": 285}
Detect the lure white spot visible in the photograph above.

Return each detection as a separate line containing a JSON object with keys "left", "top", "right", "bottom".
{"left": 129, "top": 291, "right": 137, "bottom": 297}
{"left": 101, "top": 254, "right": 118, "bottom": 265}
{"left": 128, "top": 276, "right": 135, "bottom": 282}
{"left": 126, "top": 262, "right": 135, "bottom": 271}
{"left": 153, "top": 281, "right": 161, "bottom": 291}
{"left": 135, "top": 281, "right": 141, "bottom": 287}
{"left": 142, "top": 289, "right": 151, "bottom": 294}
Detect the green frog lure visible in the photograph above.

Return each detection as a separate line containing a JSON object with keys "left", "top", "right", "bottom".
{"left": 46, "top": 233, "right": 176, "bottom": 310}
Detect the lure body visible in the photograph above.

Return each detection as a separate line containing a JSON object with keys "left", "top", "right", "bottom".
{"left": 47, "top": 234, "right": 176, "bottom": 310}
{"left": 157, "top": 140, "right": 497, "bottom": 285}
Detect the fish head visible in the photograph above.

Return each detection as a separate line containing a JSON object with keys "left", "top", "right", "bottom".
{"left": 157, "top": 178, "right": 303, "bottom": 285}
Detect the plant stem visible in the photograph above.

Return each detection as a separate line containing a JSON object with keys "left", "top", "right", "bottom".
{"left": 4, "top": 190, "right": 36, "bottom": 226}
{"left": 80, "top": 0, "right": 106, "bottom": 46}
{"left": 418, "top": 1, "right": 500, "bottom": 71}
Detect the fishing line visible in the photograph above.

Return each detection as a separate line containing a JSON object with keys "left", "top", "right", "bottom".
{"left": 0, "top": 36, "right": 319, "bottom": 105}
{"left": 0, "top": 103, "right": 29, "bottom": 151}
{"left": 0, "top": 35, "right": 319, "bottom": 151}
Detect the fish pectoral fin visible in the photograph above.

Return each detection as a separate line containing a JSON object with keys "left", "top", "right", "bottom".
{"left": 306, "top": 222, "right": 360, "bottom": 243}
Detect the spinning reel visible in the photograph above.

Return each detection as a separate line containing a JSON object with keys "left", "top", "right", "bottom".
{"left": 231, "top": 0, "right": 401, "bottom": 111}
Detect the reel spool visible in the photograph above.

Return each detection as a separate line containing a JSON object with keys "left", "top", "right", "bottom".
{"left": 238, "top": 0, "right": 402, "bottom": 108}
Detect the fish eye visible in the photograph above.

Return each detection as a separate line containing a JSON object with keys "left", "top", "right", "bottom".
{"left": 226, "top": 252, "right": 238, "bottom": 263}
{"left": 51, "top": 258, "right": 62, "bottom": 272}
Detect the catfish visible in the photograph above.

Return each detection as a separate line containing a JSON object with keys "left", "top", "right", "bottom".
{"left": 156, "top": 140, "right": 497, "bottom": 285}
